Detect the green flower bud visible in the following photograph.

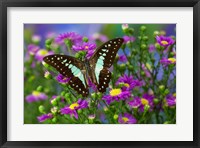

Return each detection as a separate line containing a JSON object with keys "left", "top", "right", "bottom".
{"left": 140, "top": 26, "right": 147, "bottom": 32}
{"left": 64, "top": 93, "right": 71, "bottom": 99}
{"left": 75, "top": 52, "right": 80, "bottom": 59}
{"left": 42, "top": 61, "right": 50, "bottom": 68}
{"left": 141, "top": 44, "right": 147, "bottom": 50}
{"left": 164, "top": 89, "right": 170, "bottom": 95}
{"left": 113, "top": 114, "right": 118, "bottom": 120}
{"left": 52, "top": 117, "right": 57, "bottom": 123}
{"left": 56, "top": 96, "right": 61, "bottom": 102}
{"left": 153, "top": 98, "right": 159, "bottom": 104}
{"left": 121, "top": 43, "right": 126, "bottom": 50}
{"left": 51, "top": 107, "right": 58, "bottom": 115}
{"left": 155, "top": 43, "right": 161, "bottom": 50}
{"left": 103, "top": 106, "right": 108, "bottom": 112}
{"left": 97, "top": 92, "right": 103, "bottom": 98}
{"left": 128, "top": 65, "right": 134, "bottom": 71}
{"left": 159, "top": 85, "right": 165, "bottom": 92}
{"left": 36, "top": 85, "right": 43, "bottom": 92}
{"left": 83, "top": 37, "right": 89, "bottom": 42}
{"left": 38, "top": 105, "right": 45, "bottom": 114}
{"left": 91, "top": 93, "right": 97, "bottom": 99}
{"left": 61, "top": 91, "right": 66, "bottom": 96}
{"left": 160, "top": 30, "right": 166, "bottom": 36}
{"left": 51, "top": 99, "right": 57, "bottom": 106}
{"left": 142, "top": 36, "right": 149, "bottom": 41}
{"left": 169, "top": 52, "right": 175, "bottom": 57}
{"left": 78, "top": 109, "right": 82, "bottom": 114}
{"left": 128, "top": 28, "right": 134, "bottom": 34}
{"left": 64, "top": 39, "right": 72, "bottom": 48}
{"left": 115, "top": 54, "right": 119, "bottom": 61}
{"left": 164, "top": 121, "right": 171, "bottom": 124}
{"left": 144, "top": 105, "right": 150, "bottom": 112}
{"left": 153, "top": 31, "right": 160, "bottom": 36}
{"left": 45, "top": 38, "right": 53, "bottom": 46}
{"left": 141, "top": 71, "right": 145, "bottom": 76}
{"left": 44, "top": 71, "right": 52, "bottom": 79}
{"left": 119, "top": 64, "right": 126, "bottom": 72}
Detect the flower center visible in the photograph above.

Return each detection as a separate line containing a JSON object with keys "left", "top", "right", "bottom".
{"left": 122, "top": 117, "right": 129, "bottom": 123}
{"left": 85, "top": 46, "right": 89, "bottom": 49}
{"left": 38, "top": 50, "right": 48, "bottom": 56}
{"left": 32, "top": 91, "right": 40, "bottom": 96}
{"left": 168, "top": 58, "right": 176, "bottom": 63}
{"left": 161, "top": 40, "right": 169, "bottom": 45}
{"left": 124, "top": 83, "right": 130, "bottom": 88}
{"left": 69, "top": 103, "right": 79, "bottom": 110}
{"left": 110, "top": 89, "right": 122, "bottom": 96}
{"left": 141, "top": 98, "right": 149, "bottom": 105}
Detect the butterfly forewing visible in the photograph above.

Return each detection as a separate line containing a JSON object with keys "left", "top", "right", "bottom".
{"left": 89, "top": 38, "right": 124, "bottom": 93}
{"left": 43, "top": 54, "right": 89, "bottom": 97}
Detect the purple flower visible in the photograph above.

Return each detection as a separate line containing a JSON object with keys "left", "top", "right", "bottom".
{"left": 55, "top": 32, "right": 82, "bottom": 44}
{"left": 116, "top": 74, "right": 142, "bottom": 91}
{"left": 156, "top": 35, "right": 175, "bottom": 47}
{"left": 165, "top": 94, "right": 176, "bottom": 106}
{"left": 35, "top": 49, "right": 54, "bottom": 61}
{"left": 32, "top": 35, "right": 41, "bottom": 43}
{"left": 160, "top": 57, "right": 176, "bottom": 66}
{"left": 91, "top": 33, "right": 108, "bottom": 42}
{"left": 128, "top": 96, "right": 141, "bottom": 108}
{"left": 56, "top": 74, "right": 70, "bottom": 84}
{"left": 139, "top": 93, "right": 154, "bottom": 112}
{"left": 88, "top": 78, "right": 97, "bottom": 91}
{"left": 118, "top": 55, "right": 127, "bottom": 62}
{"left": 123, "top": 35, "right": 135, "bottom": 43}
{"left": 102, "top": 88, "right": 131, "bottom": 104}
{"left": 37, "top": 113, "right": 53, "bottom": 122}
{"left": 27, "top": 44, "right": 40, "bottom": 55}
{"left": 72, "top": 42, "right": 96, "bottom": 59}
{"left": 60, "top": 99, "right": 88, "bottom": 119}
{"left": 26, "top": 91, "right": 48, "bottom": 103}
{"left": 148, "top": 44, "right": 155, "bottom": 53}
{"left": 118, "top": 113, "right": 137, "bottom": 124}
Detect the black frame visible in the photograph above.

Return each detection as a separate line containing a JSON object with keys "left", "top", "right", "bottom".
{"left": 0, "top": 0, "right": 199, "bottom": 148}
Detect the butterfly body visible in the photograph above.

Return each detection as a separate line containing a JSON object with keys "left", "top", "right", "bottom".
{"left": 43, "top": 38, "right": 124, "bottom": 97}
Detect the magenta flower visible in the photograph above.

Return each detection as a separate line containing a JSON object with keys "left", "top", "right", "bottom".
{"left": 60, "top": 99, "right": 88, "bottom": 119}
{"left": 37, "top": 113, "right": 53, "bottom": 122}
{"left": 118, "top": 113, "right": 137, "bottom": 124}
{"left": 35, "top": 49, "right": 54, "bottom": 61}
{"left": 56, "top": 74, "right": 70, "bottom": 84}
{"left": 165, "top": 94, "right": 176, "bottom": 106}
{"left": 118, "top": 55, "right": 127, "bottom": 62}
{"left": 27, "top": 44, "right": 40, "bottom": 55}
{"left": 156, "top": 35, "right": 175, "bottom": 47}
{"left": 123, "top": 35, "right": 135, "bottom": 43}
{"left": 55, "top": 32, "right": 82, "bottom": 44}
{"left": 72, "top": 42, "right": 96, "bottom": 59}
{"left": 102, "top": 88, "right": 131, "bottom": 104}
{"left": 148, "top": 44, "right": 155, "bottom": 53}
{"left": 116, "top": 74, "right": 142, "bottom": 91}
{"left": 139, "top": 93, "right": 154, "bottom": 112}
{"left": 128, "top": 96, "right": 141, "bottom": 108}
{"left": 160, "top": 57, "right": 176, "bottom": 66}
{"left": 26, "top": 91, "right": 48, "bottom": 103}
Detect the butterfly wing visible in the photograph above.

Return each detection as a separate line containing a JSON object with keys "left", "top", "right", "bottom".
{"left": 89, "top": 38, "right": 124, "bottom": 93}
{"left": 43, "top": 54, "right": 89, "bottom": 97}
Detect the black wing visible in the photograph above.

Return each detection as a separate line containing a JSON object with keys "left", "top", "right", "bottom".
{"left": 43, "top": 54, "right": 89, "bottom": 97}
{"left": 88, "top": 38, "right": 124, "bottom": 93}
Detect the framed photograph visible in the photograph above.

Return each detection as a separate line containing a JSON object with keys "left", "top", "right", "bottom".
{"left": 0, "top": 0, "right": 199, "bottom": 147}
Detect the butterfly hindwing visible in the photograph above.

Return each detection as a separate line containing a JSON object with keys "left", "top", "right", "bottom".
{"left": 43, "top": 54, "right": 89, "bottom": 97}
{"left": 89, "top": 38, "right": 124, "bottom": 93}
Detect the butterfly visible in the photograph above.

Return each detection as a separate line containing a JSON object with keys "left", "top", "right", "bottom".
{"left": 43, "top": 38, "right": 124, "bottom": 97}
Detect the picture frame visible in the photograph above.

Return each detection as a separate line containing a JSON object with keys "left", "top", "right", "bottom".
{"left": 0, "top": 0, "right": 199, "bottom": 147}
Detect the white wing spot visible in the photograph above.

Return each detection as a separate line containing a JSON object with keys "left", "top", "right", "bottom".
{"left": 107, "top": 75, "right": 109, "bottom": 77}
{"left": 79, "top": 88, "right": 81, "bottom": 91}
{"left": 105, "top": 78, "right": 107, "bottom": 80}
{"left": 108, "top": 44, "right": 111, "bottom": 47}
{"left": 102, "top": 86, "right": 104, "bottom": 88}
{"left": 61, "top": 57, "right": 63, "bottom": 59}
{"left": 105, "top": 45, "right": 107, "bottom": 47}
{"left": 83, "top": 91, "right": 85, "bottom": 93}
{"left": 110, "top": 41, "right": 112, "bottom": 43}
{"left": 114, "top": 42, "right": 116, "bottom": 44}
{"left": 115, "top": 45, "right": 118, "bottom": 47}
{"left": 51, "top": 58, "right": 54, "bottom": 60}
{"left": 76, "top": 85, "right": 78, "bottom": 87}
{"left": 118, "top": 39, "right": 121, "bottom": 41}
{"left": 112, "top": 51, "right": 114, "bottom": 53}
{"left": 69, "top": 61, "right": 71, "bottom": 63}
{"left": 72, "top": 84, "right": 75, "bottom": 86}
{"left": 104, "top": 82, "right": 106, "bottom": 84}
